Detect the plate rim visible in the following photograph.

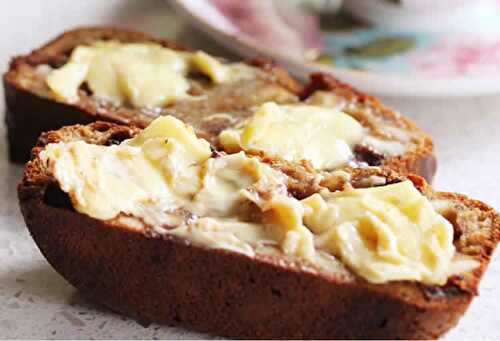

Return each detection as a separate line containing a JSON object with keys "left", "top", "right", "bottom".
{"left": 172, "top": 0, "right": 500, "bottom": 97}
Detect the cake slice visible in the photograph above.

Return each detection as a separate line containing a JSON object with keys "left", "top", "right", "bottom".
{"left": 3, "top": 26, "right": 300, "bottom": 162}
{"left": 18, "top": 119, "right": 499, "bottom": 339}
{"left": 4, "top": 27, "right": 435, "bottom": 183}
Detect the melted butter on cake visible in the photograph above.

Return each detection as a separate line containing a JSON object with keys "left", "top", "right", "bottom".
{"left": 219, "top": 102, "right": 364, "bottom": 169}
{"left": 40, "top": 116, "right": 477, "bottom": 285}
{"left": 46, "top": 41, "right": 259, "bottom": 107}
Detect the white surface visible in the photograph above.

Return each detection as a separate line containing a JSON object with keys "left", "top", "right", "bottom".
{"left": 0, "top": 0, "right": 499, "bottom": 339}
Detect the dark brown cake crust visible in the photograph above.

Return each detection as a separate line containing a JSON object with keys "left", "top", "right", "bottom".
{"left": 18, "top": 122, "right": 500, "bottom": 339}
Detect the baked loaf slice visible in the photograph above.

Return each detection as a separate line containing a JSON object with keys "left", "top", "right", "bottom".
{"left": 19, "top": 120, "right": 499, "bottom": 339}
{"left": 4, "top": 27, "right": 435, "bottom": 183}
{"left": 4, "top": 26, "right": 300, "bottom": 162}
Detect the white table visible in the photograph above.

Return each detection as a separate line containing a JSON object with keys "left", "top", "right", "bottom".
{"left": 0, "top": 1, "right": 499, "bottom": 339}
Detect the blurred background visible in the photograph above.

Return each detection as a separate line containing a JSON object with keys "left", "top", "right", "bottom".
{"left": 0, "top": 0, "right": 499, "bottom": 339}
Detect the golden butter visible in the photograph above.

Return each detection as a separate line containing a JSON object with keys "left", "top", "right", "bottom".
{"left": 40, "top": 141, "right": 171, "bottom": 220}
{"left": 46, "top": 41, "right": 258, "bottom": 107}
{"left": 41, "top": 116, "right": 476, "bottom": 285}
{"left": 219, "top": 102, "right": 363, "bottom": 169}
{"left": 40, "top": 116, "right": 212, "bottom": 221}
{"left": 191, "top": 51, "right": 257, "bottom": 84}
{"left": 45, "top": 61, "right": 90, "bottom": 103}
{"left": 128, "top": 115, "right": 212, "bottom": 197}
{"left": 170, "top": 217, "right": 278, "bottom": 257}
{"left": 194, "top": 152, "right": 271, "bottom": 217}
{"left": 303, "top": 181, "right": 477, "bottom": 285}
{"left": 245, "top": 190, "right": 316, "bottom": 261}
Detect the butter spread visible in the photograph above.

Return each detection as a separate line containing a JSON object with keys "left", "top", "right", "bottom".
{"left": 362, "top": 135, "right": 406, "bottom": 156}
{"left": 304, "top": 90, "right": 409, "bottom": 158}
{"left": 40, "top": 115, "right": 314, "bottom": 260}
{"left": 46, "top": 41, "right": 258, "bottom": 107}
{"left": 41, "top": 141, "right": 169, "bottom": 220}
{"left": 191, "top": 51, "right": 257, "bottom": 84}
{"left": 40, "top": 115, "right": 212, "bottom": 220}
{"left": 41, "top": 116, "right": 477, "bottom": 285}
{"left": 219, "top": 102, "right": 364, "bottom": 169}
{"left": 302, "top": 182, "right": 477, "bottom": 284}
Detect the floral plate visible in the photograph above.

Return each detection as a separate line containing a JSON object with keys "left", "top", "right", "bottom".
{"left": 173, "top": 0, "right": 500, "bottom": 97}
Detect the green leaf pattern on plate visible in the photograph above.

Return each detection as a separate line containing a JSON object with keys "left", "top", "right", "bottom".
{"left": 315, "top": 53, "right": 335, "bottom": 65}
{"left": 385, "top": 0, "right": 402, "bottom": 5}
{"left": 344, "top": 36, "right": 416, "bottom": 59}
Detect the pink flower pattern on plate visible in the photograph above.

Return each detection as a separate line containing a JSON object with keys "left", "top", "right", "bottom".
{"left": 410, "top": 37, "right": 500, "bottom": 77}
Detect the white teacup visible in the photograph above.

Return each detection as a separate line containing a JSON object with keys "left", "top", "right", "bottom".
{"left": 343, "top": 0, "right": 485, "bottom": 32}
